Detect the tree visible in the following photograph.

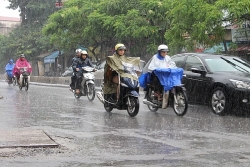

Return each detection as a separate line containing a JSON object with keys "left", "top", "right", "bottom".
{"left": 43, "top": 0, "right": 250, "bottom": 63}
{"left": 0, "top": 0, "right": 57, "bottom": 68}
{"left": 7, "top": 0, "right": 57, "bottom": 26}
{"left": 43, "top": 0, "right": 174, "bottom": 61}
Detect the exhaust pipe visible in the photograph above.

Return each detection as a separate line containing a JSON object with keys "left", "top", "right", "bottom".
{"left": 96, "top": 91, "right": 105, "bottom": 104}
{"left": 143, "top": 100, "right": 158, "bottom": 107}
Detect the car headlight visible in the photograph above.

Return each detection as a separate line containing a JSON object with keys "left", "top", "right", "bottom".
{"left": 230, "top": 79, "right": 250, "bottom": 89}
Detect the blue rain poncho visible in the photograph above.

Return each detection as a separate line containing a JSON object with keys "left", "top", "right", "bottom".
{"left": 5, "top": 59, "right": 15, "bottom": 71}
{"left": 139, "top": 67, "right": 183, "bottom": 91}
{"left": 5, "top": 59, "right": 15, "bottom": 77}
{"left": 153, "top": 68, "right": 183, "bottom": 91}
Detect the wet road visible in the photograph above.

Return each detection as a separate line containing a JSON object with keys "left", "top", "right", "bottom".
{"left": 1, "top": 82, "right": 250, "bottom": 166}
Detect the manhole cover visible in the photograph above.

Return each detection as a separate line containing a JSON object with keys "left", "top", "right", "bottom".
{"left": 0, "top": 129, "right": 59, "bottom": 148}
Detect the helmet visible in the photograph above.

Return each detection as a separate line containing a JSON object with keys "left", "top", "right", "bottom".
{"left": 158, "top": 44, "right": 169, "bottom": 52}
{"left": 81, "top": 50, "right": 88, "bottom": 55}
{"left": 20, "top": 54, "right": 25, "bottom": 58}
{"left": 75, "top": 49, "right": 82, "bottom": 53}
{"left": 115, "top": 43, "right": 126, "bottom": 51}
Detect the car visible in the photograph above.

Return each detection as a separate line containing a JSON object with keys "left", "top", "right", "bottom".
{"left": 171, "top": 52, "right": 250, "bottom": 115}
{"left": 94, "top": 60, "right": 146, "bottom": 80}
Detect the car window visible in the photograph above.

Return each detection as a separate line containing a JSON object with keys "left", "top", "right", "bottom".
{"left": 205, "top": 57, "right": 250, "bottom": 72}
{"left": 172, "top": 55, "right": 185, "bottom": 67}
{"left": 185, "top": 56, "right": 205, "bottom": 71}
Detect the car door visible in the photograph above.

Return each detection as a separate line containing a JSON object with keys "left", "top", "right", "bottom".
{"left": 182, "top": 55, "right": 211, "bottom": 104}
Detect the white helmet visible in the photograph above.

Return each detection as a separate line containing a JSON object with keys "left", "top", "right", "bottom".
{"left": 81, "top": 50, "right": 88, "bottom": 55}
{"left": 158, "top": 44, "right": 169, "bottom": 52}
{"left": 75, "top": 49, "right": 82, "bottom": 53}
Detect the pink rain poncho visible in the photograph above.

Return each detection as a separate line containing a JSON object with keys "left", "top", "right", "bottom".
{"left": 13, "top": 58, "right": 32, "bottom": 78}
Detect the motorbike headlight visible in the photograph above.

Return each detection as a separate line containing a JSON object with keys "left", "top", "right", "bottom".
{"left": 230, "top": 79, "right": 250, "bottom": 89}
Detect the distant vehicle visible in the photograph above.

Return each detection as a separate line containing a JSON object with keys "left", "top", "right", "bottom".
{"left": 18, "top": 67, "right": 30, "bottom": 91}
{"left": 61, "top": 67, "right": 73, "bottom": 77}
{"left": 171, "top": 52, "right": 250, "bottom": 115}
{"left": 72, "top": 66, "right": 96, "bottom": 101}
{"left": 62, "top": 62, "right": 99, "bottom": 77}
{"left": 94, "top": 60, "right": 146, "bottom": 80}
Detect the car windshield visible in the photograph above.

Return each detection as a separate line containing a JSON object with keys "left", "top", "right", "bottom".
{"left": 205, "top": 57, "right": 250, "bottom": 72}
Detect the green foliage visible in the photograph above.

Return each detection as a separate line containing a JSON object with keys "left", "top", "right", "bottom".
{"left": 0, "top": 0, "right": 57, "bottom": 70}
{"left": 2, "top": 0, "right": 250, "bottom": 70}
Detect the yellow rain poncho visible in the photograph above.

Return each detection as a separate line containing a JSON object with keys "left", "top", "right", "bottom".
{"left": 103, "top": 53, "right": 140, "bottom": 94}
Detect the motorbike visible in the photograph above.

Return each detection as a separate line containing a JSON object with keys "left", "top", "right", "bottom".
{"left": 142, "top": 68, "right": 188, "bottom": 116}
{"left": 96, "top": 62, "right": 141, "bottom": 117}
{"left": 5, "top": 70, "right": 15, "bottom": 85}
{"left": 73, "top": 66, "right": 96, "bottom": 101}
{"left": 18, "top": 67, "right": 30, "bottom": 91}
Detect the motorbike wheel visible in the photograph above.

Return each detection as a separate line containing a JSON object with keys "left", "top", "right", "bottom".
{"left": 24, "top": 78, "right": 29, "bottom": 91}
{"left": 74, "top": 93, "right": 81, "bottom": 99}
{"left": 12, "top": 77, "right": 16, "bottom": 86}
{"left": 146, "top": 87, "right": 159, "bottom": 112}
{"left": 127, "top": 97, "right": 139, "bottom": 117}
{"left": 148, "top": 105, "right": 158, "bottom": 112}
{"left": 173, "top": 89, "right": 188, "bottom": 116}
{"left": 87, "top": 83, "right": 95, "bottom": 101}
{"left": 19, "top": 79, "right": 22, "bottom": 90}
{"left": 8, "top": 80, "right": 12, "bottom": 86}
{"left": 104, "top": 106, "right": 113, "bottom": 112}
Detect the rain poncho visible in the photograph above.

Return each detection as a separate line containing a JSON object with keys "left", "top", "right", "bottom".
{"left": 103, "top": 53, "right": 140, "bottom": 94}
{"left": 153, "top": 68, "right": 183, "bottom": 91}
{"left": 5, "top": 59, "right": 15, "bottom": 77}
{"left": 148, "top": 53, "right": 176, "bottom": 72}
{"left": 13, "top": 58, "right": 32, "bottom": 76}
{"left": 139, "top": 54, "right": 182, "bottom": 91}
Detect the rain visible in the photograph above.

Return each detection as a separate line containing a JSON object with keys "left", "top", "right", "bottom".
{"left": 0, "top": 0, "right": 250, "bottom": 166}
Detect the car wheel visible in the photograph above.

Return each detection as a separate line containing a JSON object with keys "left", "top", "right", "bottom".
{"left": 211, "top": 87, "right": 228, "bottom": 115}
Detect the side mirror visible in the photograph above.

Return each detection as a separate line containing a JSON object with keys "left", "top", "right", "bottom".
{"left": 191, "top": 66, "right": 206, "bottom": 75}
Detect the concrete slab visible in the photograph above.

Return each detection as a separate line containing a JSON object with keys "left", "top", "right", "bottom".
{"left": 0, "top": 129, "right": 59, "bottom": 148}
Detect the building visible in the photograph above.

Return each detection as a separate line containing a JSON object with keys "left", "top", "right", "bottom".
{"left": 0, "top": 16, "right": 21, "bottom": 36}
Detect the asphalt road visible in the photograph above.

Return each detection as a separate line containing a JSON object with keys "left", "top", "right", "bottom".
{"left": 1, "top": 82, "right": 250, "bottom": 167}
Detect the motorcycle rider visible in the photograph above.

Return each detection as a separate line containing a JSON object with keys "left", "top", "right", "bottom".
{"left": 69, "top": 49, "right": 82, "bottom": 91}
{"left": 72, "top": 50, "right": 94, "bottom": 94}
{"left": 148, "top": 44, "right": 176, "bottom": 71}
{"left": 5, "top": 59, "right": 15, "bottom": 82}
{"left": 144, "top": 44, "right": 176, "bottom": 101}
{"left": 13, "top": 54, "right": 32, "bottom": 84}
{"left": 103, "top": 43, "right": 140, "bottom": 102}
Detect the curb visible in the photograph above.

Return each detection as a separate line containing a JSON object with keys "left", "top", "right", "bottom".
{"left": 0, "top": 80, "right": 102, "bottom": 91}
